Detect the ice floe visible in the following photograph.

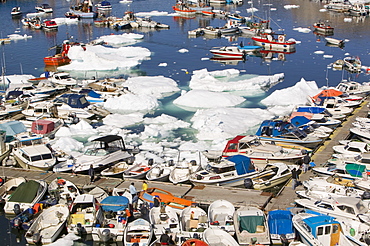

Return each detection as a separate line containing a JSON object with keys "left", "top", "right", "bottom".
{"left": 284, "top": 4, "right": 300, "bottom": 9}
{"left": 52, "top": 17, "right": 79, "bottom": 25}
{"left": 93, "top": 33, "right": 144, "bottom": 46}
{"left": 293, "top": 27, "right": 311, "bottom": 33}
{"left": 123, "top": 76, "right": 180, "bottom": 98}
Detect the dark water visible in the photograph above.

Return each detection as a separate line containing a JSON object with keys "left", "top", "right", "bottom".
{"left": 1, "top": 0, "right": 370, "bottom": 244}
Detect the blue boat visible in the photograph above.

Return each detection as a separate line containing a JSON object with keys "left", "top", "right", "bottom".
{"left": 255, "top": 119, "right": 323, "bottom": 149}
{"left": 267, "top": 210, "right": 295, "bottom": 245}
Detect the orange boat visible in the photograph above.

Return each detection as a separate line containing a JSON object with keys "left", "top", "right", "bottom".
{"left": 182, "top": 239, "right": 209, "bottom": 246}
{"left": 44, "top": 40, "right": 78, "bottom": 66}
{"left": 138, "top": 187, "right": 193, "bottom": 210}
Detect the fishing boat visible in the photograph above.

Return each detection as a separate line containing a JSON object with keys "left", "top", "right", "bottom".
{"left": 268, "top": 210, "right": 295, "bottom": 245}
{"left": 3, "top": 179, "right": 48, "bottom": 214}
{"left": 252, "top": 33, "right": 296, "bottom": 52}
{"left": 180, "top": 204, "right": 209, "bottom": 239}
{"left": 42, "top": 20, "right": 58, "bottom": 30}
{"left": 95, "top": 1, "right": 112, "bottom": 10}
{"left": 44, "top": 40, "right": 75, "bottom": 66}
{"left": 149, "top": 205, "right": 180, "bottom": 237}
{"left": 67, "top": 194, "right": 103, "bottom": 235}
{"left": 313, "top": 21, "right": 334, "bottom": 34}
{"left": 203, "top": 228, "right": 239, "bottom": 246}
{"left": 124, "top": 218, "right": 153, "bottom": 246}
{"left": 11, "top": 7, "right": 22, "bottom": 17}
{"left": 172, "top": 4, "right": 197, "bottom": 16}
{"left": 92, "top": 196, "right": 130, "bottom": 242}
{"left": 138, "top": 187, "right": 193, "bottom": 212}
{"left": 210, "top": 46, "right": 246, "bottom": 58}
{"left": 25, "top": 204, "right": 69, "bottom": 244}
{"left": 48, "top": 178, "right": 80, "bottom": 205}
{"left": 69, "top": 0, "right": 97, "bottom": 18}
{"left": 233, "top": 206, "right": 270, "bottom": 246}
{"left": 35, "top": 4, "right": 53, "bottom": 13}
{"left": 207, "top": 199, "right": 235, "bottom": 235}
{"left": 343, "top": 56, "right": 362, "bottom": 73}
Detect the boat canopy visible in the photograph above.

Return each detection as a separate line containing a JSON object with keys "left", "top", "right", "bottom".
{"left": 345, "top": 163, "right": 366, "bottom": 177}
{"left": 268, "top": 210, "right": 294, "bottom": 235}
{"left": 302, "top": 215, "right": 338, "bottom": 238}
{"left": 225, "top": 155, "right": 254, "bottom": 175}
{"left": 296, "top": 106, "right": 332, "bottom": 116}
{"left": 290, "top": 116, "right": 312, "bottom": 127}
{"left": 8, "top": 180, "right": 40, "bottom": 203}
{"left": 0, "top": 121, "right": 27, "bottom": 136}
{"left": 55, "top": 93, "right": 90, "bottom": 108}
{"left": 239, "top": 215, "right": 264, "bottom": 233}
{"left": 100, "top": 196, "right": 129, "bottom": 212}
{"left": 31, "top": 120, "right": 55, "bottom": 134}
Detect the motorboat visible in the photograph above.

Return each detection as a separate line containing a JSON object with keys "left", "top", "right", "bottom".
{"left": 112, "top": 187, "right": 132, "bottom": 204}
{"left": 69, "top": 135, "right": 133, "bottom": 173}
{"left": 290, "top": 116, "right": 332, "bottom": 139}
{"left": 95, "top": 1, "right": 112, "bottom": 10}
{"left": 11, "top": 7, "right": 22, "bottom": 17}
{"left": 138, "top": 187, "right": 193, "bottom": 212}
{"left": 149, "top": 205, "right": 180, "bottom": 237}
{"left": 101, "top": 161, "right": 130, "bottom": 177}
{"left": 146, "top": 160, "right": 175, "bottom": 182}
{"left": 202, "top": 26, "right": 222, "bottom": 37}
{"left": 48, "top": 178, "right": 80, "bottom": 205}
{"left": 169, "top": 158, "right": 203, "bottom": 185}
{"left": 335, "top": 81, "right": 370, "bottom": 98}
{"left": 172, "top": 4, "right": 197, "bottom": 16}
{"left": 25, "top": 204, "right": 69, "bottom": 244}
{"left": 189, "top": 155, "right": 257, "bottom": 187}
{"left": 295, "top": 197, "right": 370, "bottom": 225}
{"left": 69, "top": 0, "right": 97, "bottom": 18}
{"left": 217, "top": 135, "right": 306, "bottom": 165}
{"left": 42, "top": 20, "right": 58, "bottom": 30}
{"left": 325, "top": 37, "right": 344, "bottom": 46}
{"left": 12, "top": 132, "right": 57, "bottom": 171}
{"left": 255, "top": 119, "right": 324, "bottom": 149}
{"left": 35, "top": 3, "right": 53, "bottom": 13}
{"left": 67, "top": 194, "right": 103, "bottom": 235}
{"left": 313, "top": 21, "right": 334, "bottom": 34}
{"left": 310, "top": 97, "right": 354, "bottom": 117}
{"left": 312, "top": 163, "right": 367, "bottom": 180}
{"left": 203, "top": 228, "right": 239, "bottom": 246}
{"left": 292, "top": 212, "right": 359, "bottom": 246}
{"left": 0, "top": 177, "right": 26, "bottom": 204}
{"left": 49, "top": 72, "right": 77, "bottom": 86}
{"left": 343, "top": 56, "right": 362, "bottom": 73}
{"left": 92, "top": 196, "right": 130, "bottom": 242}
{"left": 122, "top": 152, "right": 157, "bottom": 179}
{"left": 182, "top": 239, "right": 209, "bottom": 245}
{"left": 81, "top": 184, "right": 109, "bottom": 204}
{"left": 29, "top": 16, "right": 42, "bottom": 29}
{"left": 233, "top": 206, "right": 270, "bottom": 246}
{"left": 250, "top": 162, "right": 294, "bottom": 190}
{"left": 0, "top": 130, "right": 13, "bottom": 166}
{"left": 124, "top": 218, "right": 153, "bottom": 246}
{"left": 252, "top": 32, "right": 296, "bottom": 52}
{"left": 333, "top": 141, "right": 370, "bottom": 157}
{"left": 180, "top": 204, "right": 209, "bottom": 239}
{"left": 350, "top": 127, "right": 370, "bottom": 144}
{"left": 207, "top": 199, "right": 235, "bottom": 235}
{"left": 295, "top": 105, "right": 347, "bottom": 121}
{"left": 267, "top": 210, "right": 295, "bottom": 245}
{"left": 290, "top": 111, "right": 341, "bottom": 129}
{"left": 210, "top": 46, "right": 246, "bottom": 58}
{"left": 3, "top": 179, "right": 48, "bottom": 214}
{"left": 311, "top": 89, "right": 362, "bottom": 108}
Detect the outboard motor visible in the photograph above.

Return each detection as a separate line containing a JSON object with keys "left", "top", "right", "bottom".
{"left": 362, "top": 191, "right": 370, "bottom": 200}
{"left": 101, "top": 228, "right": 111, "bottom": 242}
{"left": 13, "top": 204, "right": 21, "bottom": 215}
{"left": 76, "top": 223, "right": 84, "bottom": 236}
{"left": 280, "top": 234, "right": 288, "bottom": 245}
{"left": 148, "top": 159, "right": 154, "bottom": 166}
{"left": 168, "top": 160, "right": 174, "bottom": 166}
{"left": 244, "top": 178, "right": 253, "bottom": 189}
{"left": 32, "top": 232, "right": 41, "bottom": 244}
{"left": 13, "top": 218, "right": 22, "bottom": 228}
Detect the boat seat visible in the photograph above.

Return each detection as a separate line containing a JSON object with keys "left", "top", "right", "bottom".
{"left": 256, "top": 225, "right": 265, "bottom": 233}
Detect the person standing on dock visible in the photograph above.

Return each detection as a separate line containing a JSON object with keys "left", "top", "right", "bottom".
{"left": 142, "top": 180, "right": 148, "bottom": 191}
{"left": 89, "top": 164, "right": 94, "bottom": 183}
{"left": 129, "top": 182, "right": 137, "bottom": 199}
{"left": 291, "top": 167, "right": 301, "bottom": 190}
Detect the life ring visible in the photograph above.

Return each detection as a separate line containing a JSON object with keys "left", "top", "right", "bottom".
{"left": 278, "top": 53, "right": 284, "bottom": 60}
{"left": 278, "top": 36, "right": 284, "bottom": 42}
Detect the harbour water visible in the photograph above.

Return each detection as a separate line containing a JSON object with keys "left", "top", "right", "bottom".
{"left": 1, "top": 0, "right": 370, "bottom": 244}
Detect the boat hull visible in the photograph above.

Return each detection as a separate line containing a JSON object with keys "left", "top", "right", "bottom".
{"left": 44, "top": 55, "right": 71, "bottom": 66}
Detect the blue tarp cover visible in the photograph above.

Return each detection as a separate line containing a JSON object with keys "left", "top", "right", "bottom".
{"left": 100, "top": 196, "right": 129, "bottom": 212}
{"left": 268, "top": 210, "right": 294, "bottom": 235}
{"left": 0, "top": 121, "right": 27, "bottom": 136}
{"left": 225, "top": 155, "right": 254, "bottom": 175}
{"left": 290, "top": 116, "right": 311, "bottom": 127}
{"left": 296, "top": 107, "right": 326, "bottom": 114}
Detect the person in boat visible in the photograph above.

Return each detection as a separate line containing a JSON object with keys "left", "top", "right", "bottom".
{"left": 89, "top": 164, "right": 95, "bottom": 183}
{"left": 153, "top": 195, "right": 161, "bottom": 207}
{"left": 160, "top": 230, "right": 175, "bottom": 245}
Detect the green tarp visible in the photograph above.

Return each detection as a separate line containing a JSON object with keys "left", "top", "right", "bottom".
{"left": 239, "top": 215, "right": 264, "bottom": 233}
{"left": 8, "top": 180, "right": 40, "bottom": 203}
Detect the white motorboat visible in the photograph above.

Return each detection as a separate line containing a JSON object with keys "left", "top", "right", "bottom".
{"left": 124, "top": 218, "right": 153, "bottom": 246}
{"left": 11, "top": 6, "right": 22, "bottom": 17}
{"left": 292, "top": 211, "right": 359, "bottom": 246}
{"left": 123, "top": 153, "right": 157, "bottom": 179}
{"left": 343, "top": 56, "right": 362, "bottom": 73}
{"left": 67, "top": 194, "right": 103, "bottom": 235}
{"left": 233, "top": 206, "right": 270, "bottom": 246}
{"left": 25, "top": 204, "right": 69, "bottom": 244}
{"left": 71, "top": 135, "right": 133, "bottom": 173}
{"left": 49, "top": 72, "right": 77, "bottom": 86}
{"left": 325, "top": 37, "right": 344, "bottom": 46}
{"left": 146, "top": 160, "right": 175, "bottom": 182}
{"left": 333, "top": 141, "right": 370, "bottom": 157}
{"left": 112, "top": 187, "right": 132, "bottom": 204}
{"left": 268, "top": 210, "right": 295, "bottom": 245}
{"left": 82, "top": 184, "right": 109, "bottom": 204}
{"left": 180, "top": 204, "right": 209, "bottom": 239}
{"left": 4, "top": 179, "right": 48, "bottom": 214}
{"left": 92, "top": 196, "right": 130, "bottom": 242}
{"left": 210, "top": 46, "right": 246, "bottom": 58}
{"left": 35, "top": 3, "right": 53, "bottom": 13}
{"left": 350, "top": 127, "right": 370, "bottom": 144}
{"left": 101, "top": 161, "right": 130, "bottom": 177}
{"left": 0, "top": 177, "right": 26, "bottom": 204}
{"left": 312, "top": 163, "right": 367, "bottom": 180}
{"left": 251, "top": 162, "right": 294, "bottom": 190}
{"left": 189, "top": 155, "right": 257, "bottom": 187}
{"left": 252, "top": 33, "right": 296, "bottom": 52}
{"left": 149, "top": 205, "right": 180, "bottom": 237}
{"left": 208, "top": 199, "right": 235, "bottom": 235}
{"left": 203, "top": 228, "right": 239, "bottom": 246}
{"left": 336, "top": 81, "right": 370, "bottom": 98}
{"left": 169, "top": 153, "right": 204, "bottom": 184}
{"left": 48, "top": 178, "right": 80, "bottom": 205}
{"left": 218, "top": 135, "right": 306, "bottom": 166}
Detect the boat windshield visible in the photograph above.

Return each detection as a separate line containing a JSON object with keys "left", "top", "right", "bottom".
{"left": 356, "top": 201, "right": 368, "bottom": 214}
{"left": 290, "top": 128, "right": 307, "bottom": 139}
{"left": 30, "top": 153, "right": 53, "bottom": 162}
{"left": 205, "top": 164, "right": 235, "bottom": 174}
{"left": 84, "top": 148, "right": 108, "bottom": 156}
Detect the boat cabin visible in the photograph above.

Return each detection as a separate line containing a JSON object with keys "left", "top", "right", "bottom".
{"left": 301, "top": 215, "right": 343, "bottom": 245}
{"left": 84, "top": 135, "right": 127, "bottom": 156}
{"left": 31, "top": 119, "right": 61, "bottom": 135}
{"left": 54, "top": 94, "right": 90, "bottom": 108}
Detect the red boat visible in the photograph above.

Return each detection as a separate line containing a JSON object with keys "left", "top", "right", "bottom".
{"left": 44, "top": 40, "right": 75, "bottom": 66}
{"left": 42, "top": 20, "right": 58, "bottom": 30}
{"left": 313, "top": 21, "right": 334, "bottom": 34}
{"left": 182, "top": 239, "right": 209, "bottom": 246}
{"left": 172, "top": 4, "right": 196, "bottom": 16}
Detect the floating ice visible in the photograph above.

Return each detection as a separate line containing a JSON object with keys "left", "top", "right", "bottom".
{"left": 323, "top": 55, "right": 333, "bottom": 58}
{"left": 104, "top": 93, "right": 159, "bottom": 113}
{"left": 178, "top": 48, "right": 189, "bottom": 53}
{"left": 293, "top": 27, "right": 311, "bottom": 33}
{"left": 48, "top": 232, "right": 80, "bottom": 246}
{"left": 51, "top": 137, "right": 84, "bottom": 153}
{"left": 93, "top": 33, "right": 144, "bottom": 46}
{"left": 55, "top": 119, "right": 98, "bottom": 138}
{"left": 102, "top": 113, "right": 145, "bottom": 128}
{"left": 191, "top": 107, "right": 275, "bottom": 141}
{"left": 173, "top": 90, "right": 245, "bottom": 110}
{"left": 59, "top": 45, "right": 151, "bottom": 71}
{"left": 344, "top": 18, "right": 352, "bottom": 22}
{"left": 261, "top": 78, "right": 320, "bottom": 106}
{"left": 7, "top": 34, "right": 32, "bottom": 40}
{"left": 319, "top": 8, "right": 327, "bottom": 12}
{"left": 124, "top": 76, "right": 180, "bottom": 98}
{"left": 246, "top": 7, "right": 258, "bottom": 13}
{"left": 284, "top": 5, "right": 300, "bottom": 9}
{"left": 158, "top": 63, "right": 168, "bottom": 66}
{"left": 314, "top": 50, "right": 325, "bottom": 54}
{"left": 135, "top": 11, "right": 169, "bottom": 16}
{"left": 52, "top": 17, "right": 79, "bottom": 25}
{"left": 2, "top": 74, "right": 35, "bottom": 88}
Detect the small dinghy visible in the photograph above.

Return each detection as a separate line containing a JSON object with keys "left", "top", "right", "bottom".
{"left": 124, "top": 218, "right": 153, "bottom": 246}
